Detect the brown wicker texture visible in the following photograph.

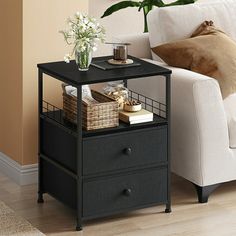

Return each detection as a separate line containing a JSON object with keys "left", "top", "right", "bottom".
{"left": 62, "top": 84, "right": 119, "bottom": 130}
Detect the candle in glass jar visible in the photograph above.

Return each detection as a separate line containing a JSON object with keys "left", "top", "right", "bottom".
{"left": 113, "top": 45, "right": 128, "bottom": 61}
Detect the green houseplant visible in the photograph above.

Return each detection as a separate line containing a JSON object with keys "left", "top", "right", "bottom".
{"left": 102, "top": 0, "right": 197, "bottom": 33}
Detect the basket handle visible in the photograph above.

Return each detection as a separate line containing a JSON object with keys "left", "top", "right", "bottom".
{"left": 61, "top": 83, "right": 67, "bottom": 94}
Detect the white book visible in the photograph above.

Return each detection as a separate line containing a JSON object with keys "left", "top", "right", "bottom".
{"left": 119, "top": 109, "right": 153, "bottom": 123}
{"left": 130, "top": 117, "right": 154, "bottom": 125}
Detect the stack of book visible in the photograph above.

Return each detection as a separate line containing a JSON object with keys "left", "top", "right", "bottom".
{"left": 119, "top": 109, "right": 153, "bottom": 125}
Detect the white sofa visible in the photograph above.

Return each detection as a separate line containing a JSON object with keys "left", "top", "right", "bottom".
{"left": 118, "top": 0, "right": 236, "bottom": 203}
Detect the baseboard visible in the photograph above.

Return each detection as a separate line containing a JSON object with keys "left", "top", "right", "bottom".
{"left": 0, "top": 152, "right": 38, "bottom": 185}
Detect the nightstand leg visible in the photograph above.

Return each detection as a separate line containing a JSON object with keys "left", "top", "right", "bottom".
{"left": 165, "top": 74, "right": 171, "bottom": 215}
{"left": 37, "top": 192, "right": 44, "bottom": 203}
{"left": 165, "top": 203, "right": 171, "bottom": 213}
{"left": 76, "top": 85, "right": 83, "bottom": 231}
{"left": 38, "top": 71, "right": 44, "bottom": 205}
{"left": 76, "top": 220, "right": 82, "bottom": 231}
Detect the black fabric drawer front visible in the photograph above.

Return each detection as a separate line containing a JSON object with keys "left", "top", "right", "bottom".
{"left": 41, "top": 119, "right": 76, "bottom": 172}
{"left": 83, "top": 168, "right": 167, "bottom": 217}
{"left": 42, "top": 159, "right": 77, "bottom": 209}
{"left": 83, "top": 126, "right": 167, "bottom": 175}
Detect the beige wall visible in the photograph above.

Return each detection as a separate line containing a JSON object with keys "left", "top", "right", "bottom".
{"left": 0, "top": 0, "right": 88, "bottom": 165}
{"left": 0, "top": 1, "right": 23, "bottom": 164}
{"left": 22, "top": 0, "right": 88, "bottom": 165}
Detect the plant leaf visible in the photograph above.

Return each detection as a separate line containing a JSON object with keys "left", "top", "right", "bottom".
{"left": 155, "top": 0, "right": 165, "bottom": 7}
{"left": 150, "top": 0, "right": 164, "bottom": 7}
{"left": 165, "top": 0, "right": 196, "bottom": 7}
{"left": 101, "top": 1, "right": 141, "bottom": 18}
{"left": 139, "top": 0, "right": 165, "bottom": 11}
{"left": 138, "top": 0, "right": 149, "bottom": 11}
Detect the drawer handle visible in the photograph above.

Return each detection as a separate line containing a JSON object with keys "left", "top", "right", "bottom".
{"left": 123, "top": 188, "right": 132, "bottom": 197}
{"left": 124, "top": 147, "right": 132, "bottom": 156}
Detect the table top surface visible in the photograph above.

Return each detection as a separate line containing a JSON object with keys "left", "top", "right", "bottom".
{"left": 38, "top": 56, "right": 171, "bottom": 86}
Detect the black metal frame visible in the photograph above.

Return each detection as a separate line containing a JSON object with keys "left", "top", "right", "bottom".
{"left": 37, "top": 60, "right": 171, "bottom": 231}
{"left": 76, "top": 85, "right": 83, "bottom": 230}
{"left": 38, "top": 69, "right": 44, "bottom": 204}
{"left": 165, "top": 74, "right": 171, "bottom": 213}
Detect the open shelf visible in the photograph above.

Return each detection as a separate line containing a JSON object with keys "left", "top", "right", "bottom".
{"left": 41, "top": 90, "right": 167, "bottom": 137}
{"left": 41, "top": 109, "right": 167, "bottom": 137}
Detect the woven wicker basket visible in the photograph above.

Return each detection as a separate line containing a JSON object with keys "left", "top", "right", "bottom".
{"left": 62, "top": 84, "right": 119, "bottom": 131}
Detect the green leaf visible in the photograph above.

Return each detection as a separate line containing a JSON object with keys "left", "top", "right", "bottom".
{"left": 139, "top": 0, "right": 164, "bottom": 11}
{"left": 165, "top": 0, "right": 196, "bottom": 7}
{"left": 138, "top": 0, "right": 149, "bottom": 11}
{"left": 152, "top": 0, "right": 165, "bottom": 7}
{"left": 101, "top": 1, "right": 141, "bottom": 18}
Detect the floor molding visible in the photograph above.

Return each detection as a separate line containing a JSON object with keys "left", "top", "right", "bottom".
{"left": 0, "top": 152, "right": 38, "bottom": 185}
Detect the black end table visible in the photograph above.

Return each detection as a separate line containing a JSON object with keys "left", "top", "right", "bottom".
{"left": 37, "top": 55, "right": 172, "bottom": 231}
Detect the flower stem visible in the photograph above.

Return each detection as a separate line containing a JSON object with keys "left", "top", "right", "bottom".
{"left": 75, "top": 46, "right": 92, "bottom": 71}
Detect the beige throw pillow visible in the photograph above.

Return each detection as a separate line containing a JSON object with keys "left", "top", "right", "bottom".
{"left": 152, "top": 21, "right": 236, "bottom": 99}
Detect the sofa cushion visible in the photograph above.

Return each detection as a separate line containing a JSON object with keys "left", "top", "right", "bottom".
{"left": 152, "top": 21, "right": 236, "bottom": 99}
{"left": 148, "top": 0, "right": 236, "bottom": 61}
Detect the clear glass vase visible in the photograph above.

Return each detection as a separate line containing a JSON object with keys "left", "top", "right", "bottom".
{"left": 75, "top": 47, "right": 92, "bottom": 71}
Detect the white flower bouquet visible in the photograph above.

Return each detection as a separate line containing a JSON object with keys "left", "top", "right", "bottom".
{"left": 60, "top": 12, "right": 105, "bottom": 71}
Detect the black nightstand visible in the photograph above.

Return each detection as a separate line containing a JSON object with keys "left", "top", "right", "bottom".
{"left": 37, "top": 55, "right": 172, "bottom": 231}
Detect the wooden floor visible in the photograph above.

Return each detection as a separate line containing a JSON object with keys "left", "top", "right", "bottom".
{"left": 1, "top": 172, "right": 236, "bottom": 236}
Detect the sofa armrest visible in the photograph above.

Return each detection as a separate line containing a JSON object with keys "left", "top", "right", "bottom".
{"left": 114, "top": 33, "right": 152, "bottom": 59}
{"left": 129, "top": 59, "right": 232, "bottom": 186}
{"left": 169, "top": 66, "right": 231, "bottom": 186}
